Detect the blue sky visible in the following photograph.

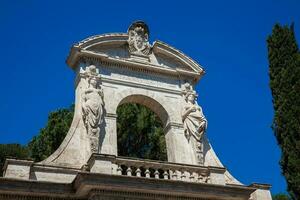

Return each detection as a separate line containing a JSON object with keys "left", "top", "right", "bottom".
{"left": 0, "top": 0, "right": 299, "bottom": 195}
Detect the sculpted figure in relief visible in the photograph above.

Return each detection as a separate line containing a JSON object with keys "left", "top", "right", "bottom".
{"left": 81, "top": 65, "right": 104, "bottom": 152}
{"left": 128, "top": 21, "right": 151, "bottom": 56}
{"left": 182, "top": 83, "right": 207, "bottom": 165}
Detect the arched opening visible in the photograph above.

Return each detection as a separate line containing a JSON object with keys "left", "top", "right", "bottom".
{"left": 116, "top": 95, "right": 169, "bottom": 161}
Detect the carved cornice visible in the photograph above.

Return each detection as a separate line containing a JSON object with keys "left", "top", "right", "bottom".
{"left": 69, "top": 49, "right": 202, "bottom": 82}
{"left": 89, "top": 189, "right": 209, "bottom": 200}
{"left": 101, "top": 76, "right": 182, "bottom": 95}
{"left": 74, "top": 33, "right": 128, "bottom": 49}
{"left": 66, "top": 29, "right": 205, "bottom": 83}
{"left": 249, "top": 183, "right": 272, "bottom": 190}
{"left": 0, "top": 194, "right": 81, "bottom": 200}
{"left": 153, "top": 40, "right": 203, "bottom": 73}
{"left": 105, "top": 113, "right": 118, "bottom": 119}
{"left": 0, "top": 163, "right": 256, "bottom": 200}
{"left": 74, "top": 172, "right": 255, "bottom": 200}
{"left": 0, "top": 178, "right": 75, "bottom": 198}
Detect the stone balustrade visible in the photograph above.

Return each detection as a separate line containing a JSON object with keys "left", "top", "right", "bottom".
{"left": 88, "top": 154, "right": 227, "bottom": 185}
{"left": 114, "top": 156, "right": 210, "bottom": 183}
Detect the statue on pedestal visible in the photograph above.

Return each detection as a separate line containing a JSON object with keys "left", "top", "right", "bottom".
{"left": 182, "top": 83, "right": 207, "bottom": 165}
{"left": 81, "top": 65, "right": 104, "bottom": 153}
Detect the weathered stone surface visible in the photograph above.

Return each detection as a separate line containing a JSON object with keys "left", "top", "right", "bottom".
{"left": 249, "top": 184, "right": 272, "bottom": 200}
{"left": 3, "top": 159, "right": 33, "bottom": 180}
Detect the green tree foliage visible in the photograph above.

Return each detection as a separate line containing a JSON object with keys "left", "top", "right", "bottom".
{"left": 0, "top": 144, "right": 29, "bottom": 176}
{"left": 267, "top": 23, "right": 300, "bottom": 199}
{"left": 117, "top": 103, "right": 167, "bottom": 161}
{"left": 28, "top": 105, "right": 74, "bottom": 161}
{"left": 1, "top": 103, "right": 167, "bottom": 176}
{"left": 272, "top": 193, "right": 291, "bottom": 200}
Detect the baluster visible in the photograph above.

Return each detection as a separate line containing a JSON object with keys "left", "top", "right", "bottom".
{"left": 171, "top": 170, "right": 177, "bottom": 180}
{"left": 126, "top": 166, "right": 132, "bottom": 176}
{"left": 145, "top": 168, "right": 151, "bottom": 178}
{"left": 198, "top": 174, "right": 203, "bottom": 183}
{"left": 163, "top": 170, "right": 169, "bottom": 179}
{"left": 135, "top": 168, "right": 141, "bottom": 177}
{"left": 190, "top": 172, "right": 195, "bottom": 182}
{"left": 205, "top": 175, "right": 210, "bottom": 183}
{"left": 154, "top": 170, "right": 160, "bottom": 179}
{"left": 117, "top": 165, "right": 122, "bottom": 175}
{"left": 185, "top": 171, "right": 191, "bottom": 181}
{"left": 181, "top": 171, "right": 186, "bottom": 181}
{"left": 177, "top": 170, "right": 182, "bottom": 180}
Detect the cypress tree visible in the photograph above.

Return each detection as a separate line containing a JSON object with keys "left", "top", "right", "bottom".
{"left": 267, "top": 23, "right": 300, "bottom": 199}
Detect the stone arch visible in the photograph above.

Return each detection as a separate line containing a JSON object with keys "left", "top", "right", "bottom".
{"left": 118, "top": 94, "right": 169, "bottom": 127}
{"left": 115, "top": 93, "right": 169, "bottom": 161}
{"left": 107, "top": 88, "right": 174, "bottom": 127}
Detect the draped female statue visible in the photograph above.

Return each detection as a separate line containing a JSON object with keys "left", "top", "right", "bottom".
{"left": 81, "top": 65, "right": 104, "bottom": 152}
{"left": 182, "top": 84, "right": 207, "bottom": 165}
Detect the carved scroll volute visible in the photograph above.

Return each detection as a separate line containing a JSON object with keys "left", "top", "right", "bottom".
{"left": 181, "top": 83, "right": 207, "bottom": 165}
{"left": 80, "top": 65, "right": 104, "bottom": 153}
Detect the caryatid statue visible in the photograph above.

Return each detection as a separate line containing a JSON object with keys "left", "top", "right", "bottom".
{"left": 182, "top": 83, "right": 207, "bottom": 165}
{"left": 81, "top": 65, "right": 104, "bottom": 153}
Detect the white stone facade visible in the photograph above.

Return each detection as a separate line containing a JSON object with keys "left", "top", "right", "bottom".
{"left": 0, "top": 21, "right": 271, "bottom": 200}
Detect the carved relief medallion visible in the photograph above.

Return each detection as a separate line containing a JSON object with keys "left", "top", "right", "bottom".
{"left": 128, "top": 21, "right": 151, "bottom": 56}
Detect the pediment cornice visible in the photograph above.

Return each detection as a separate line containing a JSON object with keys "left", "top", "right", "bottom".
{"left": 67, "top": 25, "right": 205, "bottom": 82}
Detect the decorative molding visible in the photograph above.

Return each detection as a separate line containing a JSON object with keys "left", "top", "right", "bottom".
{"left": 249, "top": 183, "right": 272, "bottom": 190}
{"left": 67, "top": 33, "right": 204, "bottom": 76}
{"left": 99, "top": 64, "right": 180, "bottom": 90}
{"left": 89, "top": 189, "right": 210, "bottom": 200}
{"left": 105, "top": 113, "right": 118, "bottom": 119}
{"left": 102, "top": 76, "right": 182, "bottom": 95}
{"left": 66, "top": 32, "right": 204, "bottom": 84}
{"left": 4, "top": 158, "right": 34, "bottom": 168}
{"left": 164, "top": 122, "right": 184, "bottom": 132}
{"left": 0, "top": 194, "right": 81, "bottom": 200}
{"left": 72, "top": 172, "right": 255, "bottom": 200}
{"left": 77, "top": 50, "right": 202, "bottom": 80}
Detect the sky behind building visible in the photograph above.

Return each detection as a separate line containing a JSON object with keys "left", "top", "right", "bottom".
{"left": 0, "top": 0, "right": 299, "bottom": 195}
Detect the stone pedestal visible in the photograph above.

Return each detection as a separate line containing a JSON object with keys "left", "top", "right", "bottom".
{"left": 3, "top": 159, "right": 33, "bottom": 180}
{"left": 209, "top": 167, "right": 226, "bottom": 185}
{"left": 99, "top": 113, "right": 118, "bottom": 156}
{"left": 87, "top": 154, "right": 116, "bottom": 174}
{"left": 165, "top": 123, "right": 196, "bottom": 164}
{"left": 250, "top": 183, "right": 272, "bottom": 200}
